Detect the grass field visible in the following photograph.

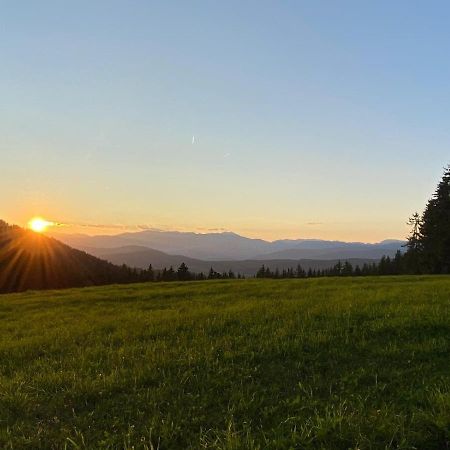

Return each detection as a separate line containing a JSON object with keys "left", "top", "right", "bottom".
{"left": 0, "top": 277, "right": 449, "bottom": 449}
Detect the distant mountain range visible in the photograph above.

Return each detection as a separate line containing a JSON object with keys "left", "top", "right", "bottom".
{"left": 49, "top": 230, "right": 405, "bottom": 275}
{"left": 83, "top": 245, "right": 379, "bottom": 276}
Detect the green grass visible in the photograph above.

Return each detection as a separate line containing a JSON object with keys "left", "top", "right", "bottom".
{"left": 0, "top": 277, "right": 449, "bottom": 449}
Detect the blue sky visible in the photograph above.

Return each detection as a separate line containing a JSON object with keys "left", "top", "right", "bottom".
{"left": 2, "top": 1, "right": 450, "bottom": 241}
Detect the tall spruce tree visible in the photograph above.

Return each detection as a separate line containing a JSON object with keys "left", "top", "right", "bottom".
{"left": 413, "top": 165, "right": 450, "bottom": 273}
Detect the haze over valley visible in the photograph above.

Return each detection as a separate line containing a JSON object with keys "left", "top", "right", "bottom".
{"left": 49, "top": 229, "right": 405, "bottom": 274}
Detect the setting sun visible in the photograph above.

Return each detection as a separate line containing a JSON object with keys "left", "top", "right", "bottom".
{"left": 28, "top": 217, "right": 54, "bottom": 233}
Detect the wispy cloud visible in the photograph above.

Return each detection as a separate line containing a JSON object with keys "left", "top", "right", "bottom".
{"left": 52, "top": 221, "right": 192, "bottom": 233}
{"left": 56, "top": 222, "right": 131, "bottom": 230}
{"left": 196, "top": 227, "right": 228, "bottom": 232}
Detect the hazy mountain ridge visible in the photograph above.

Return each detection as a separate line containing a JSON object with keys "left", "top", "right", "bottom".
{"left": 50, "top": 230, "right": 405, "bottom": 261}
{"left": 257, "top": 242, "right": 403, "bottom": 260}
{"left": 89, "top": 245, "right": 379, "bottom": 277}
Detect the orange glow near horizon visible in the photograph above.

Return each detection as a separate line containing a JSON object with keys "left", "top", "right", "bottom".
{"left": 10, "top": 214, "right": 407, "bottom": 242}
{"left": 28, "top": 217, "right": 55, "bottom": 233}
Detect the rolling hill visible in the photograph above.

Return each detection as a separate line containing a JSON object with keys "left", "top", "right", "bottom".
{"left": 89, "top": 245, "right": 379, "bottom": 276}
{"left": 0, "top": 221, "right": 139, "bottom": 293}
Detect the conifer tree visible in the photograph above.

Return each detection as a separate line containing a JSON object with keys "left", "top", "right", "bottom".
{"left": 415, "top": 165, "right": 450, "bottom": 273}
{"left": 256, "top": 265, "right": 266, "bottom": 278}
{"left": 177, "top": 262, "right": 190, "bottom": 281}
{"left": 147, "top": 264, "right": 154, "bottom": 281}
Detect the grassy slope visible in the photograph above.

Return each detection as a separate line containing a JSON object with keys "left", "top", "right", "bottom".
{"left": 0, "top": 277, "right": 449, "bottom": 449}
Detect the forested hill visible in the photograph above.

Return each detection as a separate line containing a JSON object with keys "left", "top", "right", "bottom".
{"left": 0, "top": 221, "right": 140, "bottom": 293}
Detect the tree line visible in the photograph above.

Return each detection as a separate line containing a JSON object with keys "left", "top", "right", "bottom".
{"left": 255, "top": 253, "right": 403, "bottom": 279}
{"left": 126, "top": 263, "right": 245, "bottom": 282}
{"left": 132, "top": 251, "right": 406, "bottom": 283}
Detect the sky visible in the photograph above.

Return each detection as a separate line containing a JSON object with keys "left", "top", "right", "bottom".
{"left": 2, "top": 1, "right": 450, "bottom": 242}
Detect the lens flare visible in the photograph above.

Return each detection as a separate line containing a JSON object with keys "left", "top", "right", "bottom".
{"left": 28, "top": 217, "right": 54, "bottom": 233}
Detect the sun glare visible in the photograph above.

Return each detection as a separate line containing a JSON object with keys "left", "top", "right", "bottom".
{"left": 28, "top": 217, "right": 54, "bottom": 233}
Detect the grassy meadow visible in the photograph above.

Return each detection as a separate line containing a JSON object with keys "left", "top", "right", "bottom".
{"left": 0, "top": 277, "right": 449, "bottom": 449}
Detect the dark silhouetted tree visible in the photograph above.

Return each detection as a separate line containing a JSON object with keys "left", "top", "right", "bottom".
{"left": 414, "top": 166, "right": 450, "bottom": 273}
{"left": 177, "top": 262, "right": 191, "bottom": 281}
